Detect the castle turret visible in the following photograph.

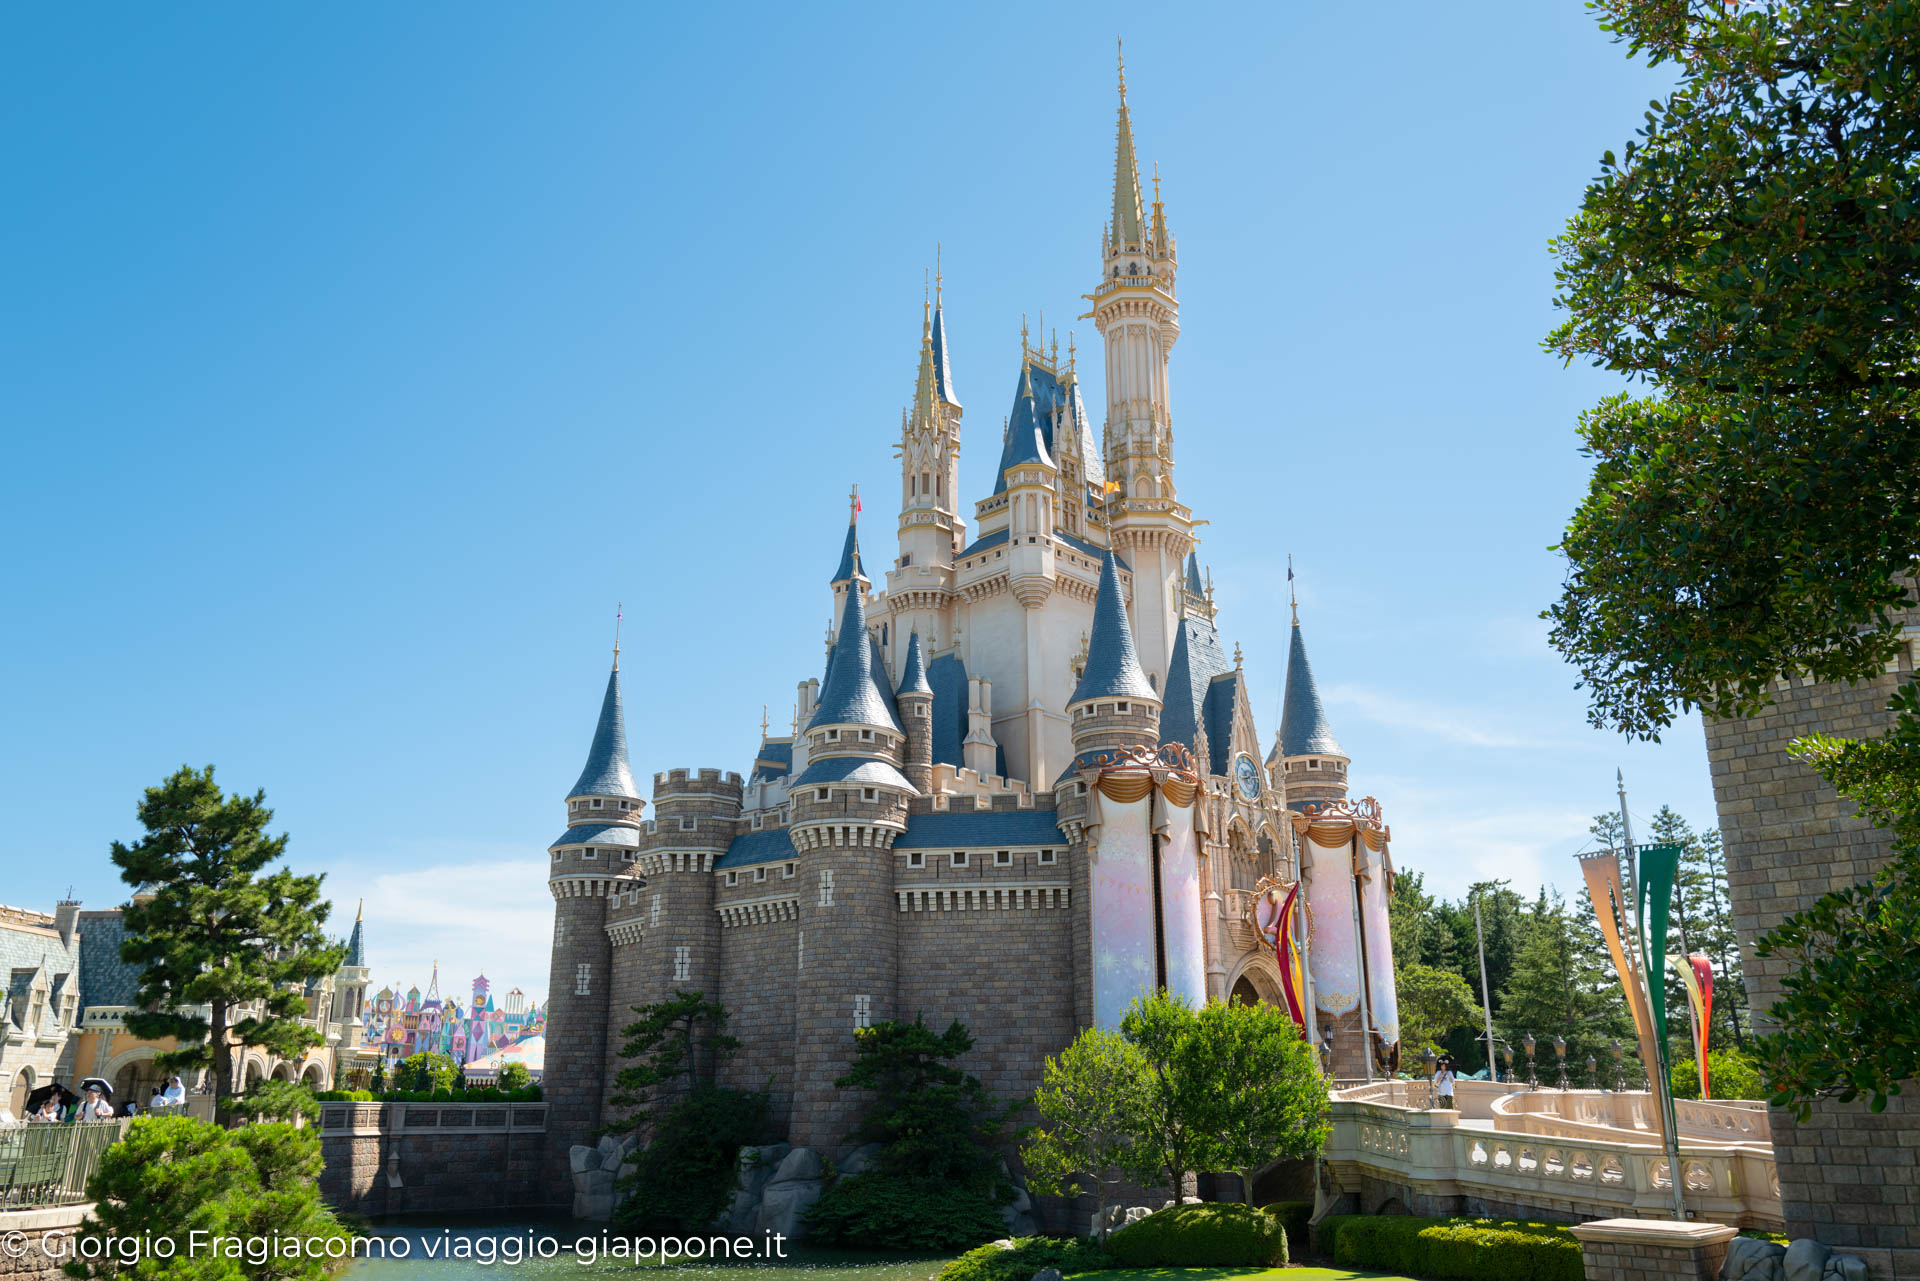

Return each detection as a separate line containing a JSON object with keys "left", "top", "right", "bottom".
{"left": 896, "top": 630, "right": 934, "bottom": 793}
{"left": 545, "top": 655, "right": 645, "bottom": 1184}
{"left": 787, "top": 523, "right": 914, "bottom": 1154}
{"left": 1067, "top": 550, "right": 1162, "bottom": 763}
{"left": 1093, "top": 47, "right": 1190, "bottom": 689}
{"left": 898, "top": 290, "right": 964, "bottom": 573}
{"left": 1276, "top": 610, "right": 1349, "bottom": 806}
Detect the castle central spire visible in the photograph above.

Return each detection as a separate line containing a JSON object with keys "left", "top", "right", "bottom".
{"left": 1112, "top": 41, "right": 1146, "bottom": 250}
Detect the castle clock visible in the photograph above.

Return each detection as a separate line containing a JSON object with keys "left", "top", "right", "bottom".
{"left": 1233, "top": 753, "right": 1261, "bottom": 801}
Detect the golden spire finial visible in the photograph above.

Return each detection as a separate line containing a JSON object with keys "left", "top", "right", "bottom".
{"left": 1234, "top": 641, "right": 1244, "bottom": 669}
{"left": 935, "top": 241, "right": 943, "bottom": 301}
{"left": 1051, "top": 329, "right": 1059, "bottom": 365}
{"left": 760, "top": 704, "right": 769, "bottom": 738}
{"left": 1153, "top": 161, "right": 1161, "bottom": 202}
{"left": 1067, "top": 330, "right": 1076, "bottom": 369}
{"left": 612, "top": 601, "right": 623, "bottom": 672}
{"left": 850, "top": 483, "right": 861, "bottom": 524}
{"left": 1020, "top": 313, "right": 1029, "bottom": 358}
{"left": 1117, "top": 37, "right": 1126, "bottom": 100}
{"left": 356, "top": 898, "right": 363, "bottom": 922}
{"left": 1288, "top": 554, "right": 1298, "bottom": 625}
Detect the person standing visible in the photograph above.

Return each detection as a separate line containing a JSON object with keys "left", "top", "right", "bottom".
{"left": 1434, "top": 1058, "right": 1457, "bottom": 1110}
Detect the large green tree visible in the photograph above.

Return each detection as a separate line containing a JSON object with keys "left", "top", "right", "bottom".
{"left": 1185, "top": 998, "right": 1330, "bottom": 1206}
{"left": 111, "top": 766, "right": 342, "bottom": 1114}
{"left": 1021, "top": 1027, "right": 1159, "bottom": 1242}
{"left": 1546, "top": 0, "right": 1920, "bottom": 1113}
{"left": 66, "top": 1115, "right": 348, "bottom": 1281}
{"left": 1498, "top": 890, "right": 1632, "bottom": 1074}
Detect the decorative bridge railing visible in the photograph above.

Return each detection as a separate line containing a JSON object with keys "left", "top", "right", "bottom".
{"left": 1323, "top": 1082, "right": 1781, "bottom": 1231}
{"left": 0, "top": 1120, "right": 129, "bottom": 1210}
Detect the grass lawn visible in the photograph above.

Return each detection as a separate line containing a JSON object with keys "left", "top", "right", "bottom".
{"left": 1093, "top": 1270, "right": 1419, "bottom": 1281}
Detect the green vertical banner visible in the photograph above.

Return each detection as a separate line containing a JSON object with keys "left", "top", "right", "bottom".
{"left": 1637, "top": 843, "right": 1682, "bottom": 1037}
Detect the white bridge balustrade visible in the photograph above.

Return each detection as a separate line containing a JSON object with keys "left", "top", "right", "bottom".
{"left": 1320, "top": 1081, "right": 1782, "bottom": 1232}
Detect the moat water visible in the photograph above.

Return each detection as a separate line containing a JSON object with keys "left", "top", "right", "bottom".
{"left": 344, "top": 1217, "right": 948, "bottom": 1281}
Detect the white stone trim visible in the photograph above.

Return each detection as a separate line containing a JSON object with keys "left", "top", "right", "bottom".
{"left": 716, "top": 894, "right": 801, "bottom": 928}
{"left": 896, "top": 882, "right": 1070, "bottom": 912}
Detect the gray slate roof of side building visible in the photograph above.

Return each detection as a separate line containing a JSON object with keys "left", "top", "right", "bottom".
{"left": 1070, "top": 551, "right": 1157, "bottom": 704}
{"left": 897, "top": 632, "right": 932, "bottom": 695}
{"left": 345, "top": 914, "right": 365, "bottom": 967}
{"left": 569, "top": 667, "right": 640, "bottom": 800}
{"left": 927, "top": 653, "right": 970, "bottom": 768}
{"left": 1279, "top": 622, "right": 1344, "bottom": 758}
{"left": 1185, "top": 552, "right": 1204, "bottom": 597}
{"left": 891, "top": 809, "right": 1067, "bottom": 849}
{"left": 749, "top": 738, "right": 793, "bottom": 785}
{"left": 74, "top": 911, "right": 137, "bottom": 1010}
{"left": 716, "top": 828, "right": 799, "bottom": 869}
{"left": 1202, "top": 671, "right": 1240, "bottom": 776}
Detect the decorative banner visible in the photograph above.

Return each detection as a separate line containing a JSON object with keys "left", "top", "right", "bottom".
{"left": 1358, "top": 844, "right": 1400, "bottom": 1047}
{"left": 1679, "top": 954, "right": 1714, "bottom": 1099}
{"left": 1254, "top": 882, "right": 1309, "bottom": 1031}
{"left": 1638, "top": 843, "right": 1682, "bottom": 1048}
{"left": 1578, "top": 850, "right": 1662, "bottom": 1083}
{"left": 1089, "top": 788, "right": 1156, "bottom": 1029}
{"left": 1155, "top": 780, "right": 1207, "bottom": 1009}
{"left": 1305, "top": 837, "right": 1359, "bottom": 1017}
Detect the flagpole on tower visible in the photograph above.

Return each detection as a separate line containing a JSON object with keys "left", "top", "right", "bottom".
{"left": 613, "top": 602, "right": 623, "bottom": 672}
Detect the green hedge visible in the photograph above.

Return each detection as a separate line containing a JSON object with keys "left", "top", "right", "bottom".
{"left": 1321, "top": 1214, "right": 1581, "bottom": 1281}
{"left": 313, "top": 1086, "right": 542, "bottom": 1103}
{"left": 1259, "top": 1201, "right": 1313, "bottom": 1257}
{"left": 805, "top": 1173, "right": 1008, "bottom": 1253}
{"left": 938, "top": 1237, "right": 1114, "bottom": 1281}
{"left": 1107, "top": 1203, "right": 1288, "bottom": 1268}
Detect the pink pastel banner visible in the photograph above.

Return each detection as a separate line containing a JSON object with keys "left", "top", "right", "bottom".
{"left": 1306, "top": 840, "right": 1359, "bottom": 1017}
{"left": 1091, "top": 794, "right": 1156, "bottom": 1029}
{"left": 1157, "top": 793, "right": 1207, "bottom": 1008}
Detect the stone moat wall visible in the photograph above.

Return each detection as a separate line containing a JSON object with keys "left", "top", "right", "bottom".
{"left": 317, "top": 1101, "right": 557, "bottom": 1216}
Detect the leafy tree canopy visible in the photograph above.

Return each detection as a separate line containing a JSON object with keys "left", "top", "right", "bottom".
{"left": 111, "top": 766, "right": 342, "bottom": 1110}
{"left": 1546, "top": 0, "right": 1920, "bottom": 739}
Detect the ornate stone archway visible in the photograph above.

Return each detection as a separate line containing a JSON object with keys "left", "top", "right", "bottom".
{"left": 102, "top": 1046, "right": 167, "bottom": 1108}
{"left": 1225, "top": 953, "right": 1286, "bottom": 1007}
{"left": 298, "top": 1060, "right": 328, "bottom": 1089}
{"left": 9, "top": 1067, "right": 35, "bottom": 1117}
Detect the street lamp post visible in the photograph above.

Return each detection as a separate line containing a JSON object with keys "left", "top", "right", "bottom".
{"left": 1523, "top": 1033, "right": 1537, "bottom": 1090}
{"left": 1586, "top": 1054, "right": 1599, "bottom": 1089}
{"left": 1500, "top": 1042, "right": 1515, "bottom": 1085}
{"left": 1554, "top": 1036, "right": 1568, "bottom": 1090}
{"left": 1611, "top": 1039, "right": 1625, "bottom": 1093}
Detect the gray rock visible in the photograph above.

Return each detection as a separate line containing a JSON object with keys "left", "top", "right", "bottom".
{"left": 1823, "top": 1254, "right": 1869, "bottom": 1281}
{"left": 1723, "top": 1237, "right": 1787, "bottom": 1281}
{"left": 771, "top": 1146, "right": 824, "bottom": 1185}
{"left": 760, "top": 1178, "right": 824, "bottom": 1239}
{"left": 597, "top": 1134, "right": 623, "bottom": 1158}
{"left": 839, "top": 1143, "right": 885, "bottom": 1179}
{"left": 1003, "top": 1211, "right": 1038, "bottom": 1237}
{"left": 568, "top": 1145, "right": 600, "bottom": 1175}
{"left": 1785, "top": 1240, "right": 1831, "bottom": 1281}
{"left": 576, "top": 1191, "right": 615, "bottom": 1221}
{"left": 1008, "top": 1187, "right": 1032, "bottom": 1214}
{"left": 1032, "top": 1270, "right": 1063, "bottom": 1281}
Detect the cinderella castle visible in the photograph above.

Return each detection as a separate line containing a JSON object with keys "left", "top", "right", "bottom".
{"left": 542, "top": 60, "right": 1402, "bottom": 1181}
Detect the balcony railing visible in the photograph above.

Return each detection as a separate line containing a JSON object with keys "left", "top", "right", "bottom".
{"left": 0, "top": 1120, "right": 130, "bottom": 1209}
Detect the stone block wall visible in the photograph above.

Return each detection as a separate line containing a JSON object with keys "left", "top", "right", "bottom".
{"left": 0, "top": 1206, "right": 92, "bottom": 1281}
{"left": 1704, "top": 623, "right": 1920, "bottom": 1277}
{"left": 318, "top": 1102, "right": 555, "bottom": 1216}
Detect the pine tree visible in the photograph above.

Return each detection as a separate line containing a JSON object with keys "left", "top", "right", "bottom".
{"left": 111, "top": 766, "right": 343, "bottom": 1114}
{"left": 1497, "top": 890, "right": 1630, "bottom": 1076}
{"left": 1695, "top": 827, "right": 1751, "bottom": 1050}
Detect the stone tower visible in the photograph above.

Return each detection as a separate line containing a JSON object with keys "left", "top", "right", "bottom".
{"left": 786, "top": 527, "right": 916, "bottom": 1154}
{"left": 1066, "top": 550, "right": 1163, "bottom": 761}
{"left": 1093, "top": 48, "right": 1190, "bottom": 690}
{"left": 896, "top": 630, "right": 934, "bottom": 794}
{"left": 544, "top": 659, "right": 644, "bottom": 1170}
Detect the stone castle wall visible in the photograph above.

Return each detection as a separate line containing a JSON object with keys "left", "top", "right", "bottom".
{"left": 317, "top": 1101, "right": 554, "bottom": 1216}
{"left": 1704, "top": 623, "right": 1920, "bottom": 1278}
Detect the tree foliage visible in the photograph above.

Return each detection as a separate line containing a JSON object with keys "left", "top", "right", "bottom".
{"left": 394, "top": 1051, "right": 458, "bottom": 1094}
{"left": 66, "top": 1115, "right": 348, "bottom": 1281}
{"left": 1546, "top": 0, "right": 1920, "bottom": 739}
{"left": 110, "top": 766, "right": 343, "bottom": 1112}
{"left": 1497, "top": 890, "right": 1633, "bottom": 1073}
{"left": 1021, "top": 1027, "right": 1158, "bottom": 1241}
{"left": 1396, "top": 963, "right": 1483, "bottom": 1060}
{"left": 807, "top": 1016, "right": 1010, "bottom": 1250}
{"left": 606, "top": 991, "right": 765, "bottom": 1232}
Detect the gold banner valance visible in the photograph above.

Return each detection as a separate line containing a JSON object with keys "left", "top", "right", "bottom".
{"left": 1288, "top": 812, "right": 1389, "bottom": 850}
{"left": 1157, "top": 777, "right": 1198, "bottom": 809}
{"left": 1093, "top": 773, "right": 1155, "bottom": 804}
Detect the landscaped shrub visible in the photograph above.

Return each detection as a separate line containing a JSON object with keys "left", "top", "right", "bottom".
{"left": 806, "top": 1173, "right": 1009, "bottom": 1253}
{"left": 1107, "top": 1202, "right": 1288, "bottom": 1268}
{"left": 938, "top": 1236, "right": 1114, "bottom": 1281}
{"left": 1321, "top": 1214, "right": 1581, "bottom": 1281}
{"left": 1259, "top": 1201, "right": 1313, "bottom": 1258}
{"left": 312, "top": 1085, "right": 542, "bottom": 1103}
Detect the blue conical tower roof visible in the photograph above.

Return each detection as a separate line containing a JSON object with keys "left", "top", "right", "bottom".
{"left": 1184, "top": 552, "right": 1204, "bottom": 597}
{"left": 898, "top": 630, "right": 932, "bottom": 696}
{"left": 569, "top": 665, "right": 640, "bottom": 798}
{"left": 832, "top": 518, "right": 861, "bottom": 584}
{"left": 809, "top": 562, "right": 896, "bottom": 732}
{"left": 1070, "top": 551, "right": 1157, "bottom": 704}
{"left": 1279, "top": 621, "right": 1343, "bottom": 758}
{"left": 931, "top": 299, "right": 960, "bottom": 409}
{"left": 345, "top": 901, "right": 366, "bottom": 967}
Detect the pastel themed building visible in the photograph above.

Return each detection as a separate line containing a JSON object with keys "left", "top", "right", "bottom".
{"left": 541, "top": 62, "right": 1402, "bottom": 1196}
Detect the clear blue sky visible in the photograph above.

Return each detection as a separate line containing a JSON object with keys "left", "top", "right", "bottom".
{"left": 3, "top": 3, "right": 1694, "bottom": 1002}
